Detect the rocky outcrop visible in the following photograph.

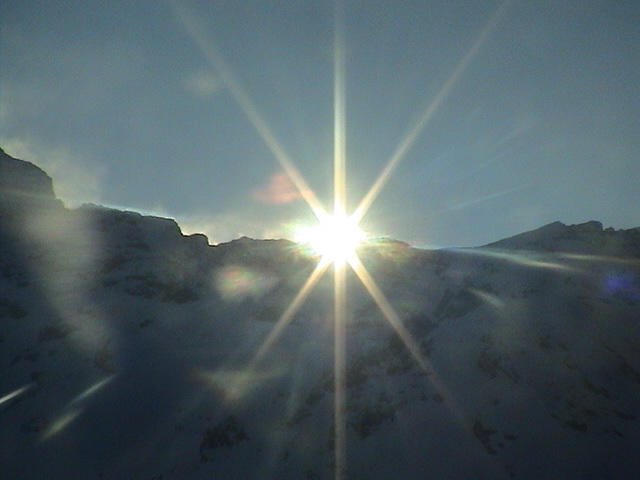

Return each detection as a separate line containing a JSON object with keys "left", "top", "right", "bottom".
{"left": 0, "top": 148, "right": 56, "bottom": 201}
{"left": 0, "top": 148, "right": 63, "bottom": 224}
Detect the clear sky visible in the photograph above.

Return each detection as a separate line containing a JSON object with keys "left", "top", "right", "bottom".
{"left": 1, "top": 0, "right": 638, "bottom": 247}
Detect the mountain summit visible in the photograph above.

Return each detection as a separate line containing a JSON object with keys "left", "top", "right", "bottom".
{"left": 0, "top": 147, "right": 56, "bottom": 200}
{"left": 1, "top": 149, "right": 639, "bottom": 479}
{"left": 485, "top": 219, "right": 640, "bottom": 257}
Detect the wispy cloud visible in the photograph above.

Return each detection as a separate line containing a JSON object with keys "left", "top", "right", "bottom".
{"left": 252, "top": 171, "right": 306, "bottom": 205}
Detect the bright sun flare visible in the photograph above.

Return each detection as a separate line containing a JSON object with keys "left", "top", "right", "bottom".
{"left": 173, "top": 2, "right": 510, "bottom": 477}
{"left": 295, "top": 212, "right": 364, "bottom": 267}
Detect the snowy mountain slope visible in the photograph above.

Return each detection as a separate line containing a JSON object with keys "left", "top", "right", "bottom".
{"left": 1, "top": 148, "right": 640, "bottom": 479}
{"left": 484, "top": 219, "right": 640, "bottom": 257}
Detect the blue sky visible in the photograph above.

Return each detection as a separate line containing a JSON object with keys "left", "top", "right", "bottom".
{"left": 1, "top": 0, "right": 638, "bottom": 247}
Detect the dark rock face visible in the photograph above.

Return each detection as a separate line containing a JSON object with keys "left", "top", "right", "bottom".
{"left": 0, "top": 148, "right": 57, "bottom": 203}
{"left": 0, "top": 148, "right": 64, "bottom": 232}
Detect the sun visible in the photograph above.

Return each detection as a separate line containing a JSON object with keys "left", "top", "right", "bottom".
{"left": 295, "top": 210, "right": 365, "bottom": 267}
{"left": 174, "top": 2, "right": 511, "bottom": 477}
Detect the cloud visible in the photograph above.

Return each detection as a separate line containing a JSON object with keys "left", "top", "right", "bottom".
{"left": 0, "top": 137, "right": 104, "bottom": 207}
{"left": 252, "top": 172, "right": 305, "bottom": 205}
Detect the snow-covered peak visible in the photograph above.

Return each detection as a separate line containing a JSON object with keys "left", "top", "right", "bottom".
{"left": 484, "top": 220, "right": 640, "bottom": 257}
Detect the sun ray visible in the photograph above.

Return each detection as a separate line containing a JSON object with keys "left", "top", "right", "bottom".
{"left": 333, "top": 261, "right": 347, "bottom": 480}
{"left": 0, "top": 383, "right": 34, "bottom": 407}
{"left": 332, "top": 5, "right": 348, "bottom": 477}
{"left": 41, "top": 409, "right": 83, "bottom": 441}
{"left": 224, "top": 261, "right": 330, "bottom": 404}
{"left": 468, "top": 287, "right": 506, "bottom": 309}
{"left": 252, "top": 260, "right": 330, "bottom": 366}
{"left": 557, "top": 253, "right": 640, "bottom": 266}
{"left": 353, "top": 0, "right": 512, "bottom": 224}
{"left": 348, "top": 256, "right": 431, "bottom": 374}
{"left": 333, "top": 0, "right": 347, "bottom": 219}
{"left": 446, "top": 183, "right": 528, "bottom": 211}
{"left": 67, "top": 375, "right": 115, "bottom": 407}
{"left": 169, "top": 0, "right": 326, "bottom": 220}
{"left": 349, "top": 255, "right": 469, "bottom": 426}
{"left": 455, "top": 248, "right": 578, "bottom": 273}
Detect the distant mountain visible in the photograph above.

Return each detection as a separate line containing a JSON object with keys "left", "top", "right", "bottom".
{"left": 484, "top": 220, "right": 640, "bottom": 257}
{"left": 2, "top": 148, "right": 639, "bottom": 479}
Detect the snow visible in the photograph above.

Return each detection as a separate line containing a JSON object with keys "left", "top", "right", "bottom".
{"left": 1, "top": 150, "right": 640, "bottom": 479}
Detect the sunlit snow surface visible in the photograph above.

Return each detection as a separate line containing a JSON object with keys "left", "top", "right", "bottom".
{"left": 1, "top": 155, "right": 640, "bottom": 478}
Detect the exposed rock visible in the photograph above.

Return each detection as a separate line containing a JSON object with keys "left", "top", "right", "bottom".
{"left": 0, "top": 147, "right": 56, "bottom": 200}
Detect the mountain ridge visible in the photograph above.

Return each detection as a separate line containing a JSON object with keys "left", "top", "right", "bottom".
{"left": 2, "top": 146, "right": 637, "bottom": 254}
{"left": 484, "top": 219, "right": 640, "bottom": 257}
{"left": 1, "top": 148, "right": 639, "bottom": 479}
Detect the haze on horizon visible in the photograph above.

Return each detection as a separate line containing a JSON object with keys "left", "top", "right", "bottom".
{"left": 1, "top": 0, "right": 638, "bottom": 247}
